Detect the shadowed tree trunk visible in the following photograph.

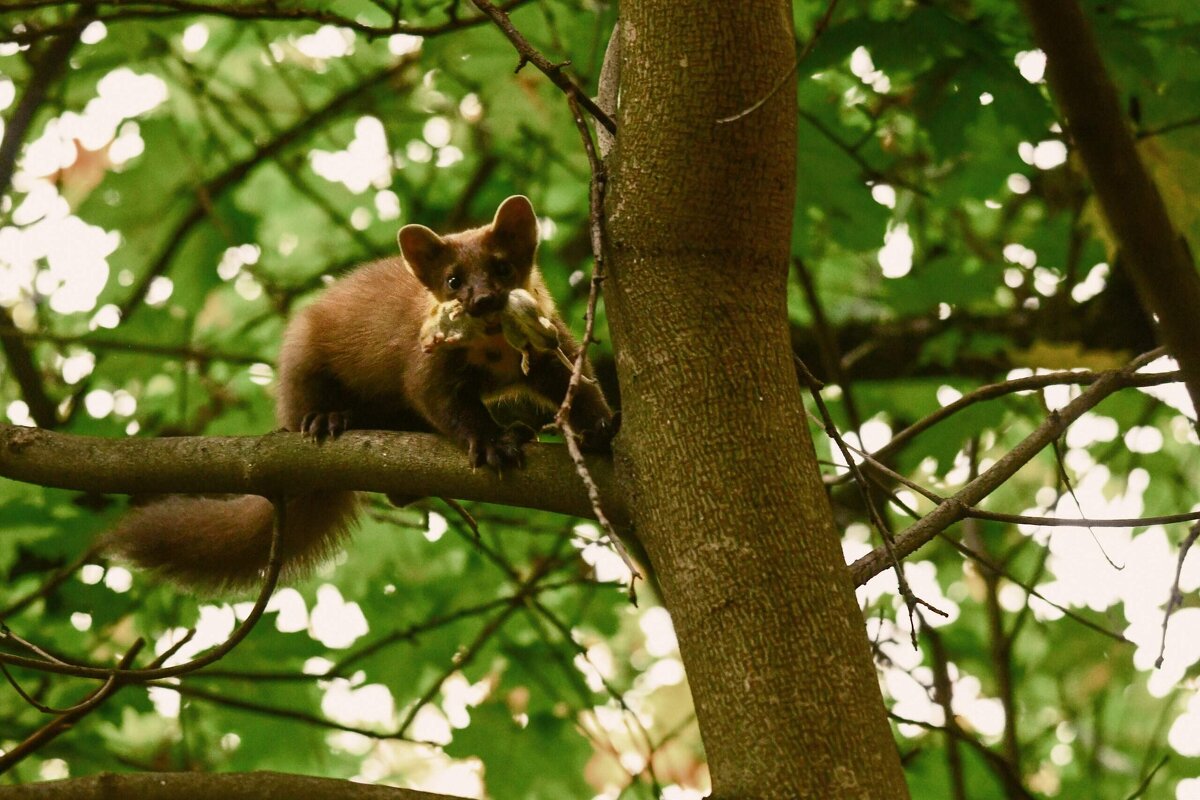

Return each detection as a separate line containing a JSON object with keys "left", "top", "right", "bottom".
{"left": 603, "top": 2, "right": 910, "bottom": 797}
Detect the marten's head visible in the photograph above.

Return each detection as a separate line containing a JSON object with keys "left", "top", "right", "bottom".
{"left": 398, "top": 195, "right": 539, "bottom": 318}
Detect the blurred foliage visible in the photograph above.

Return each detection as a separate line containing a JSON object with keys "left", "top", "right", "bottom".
{"left": 0, "top": 0, "right": 1198, "bottom": 797}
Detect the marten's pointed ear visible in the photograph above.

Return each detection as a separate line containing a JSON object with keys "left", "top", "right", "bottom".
{"left": 398, "top": 224, "right": 448, "bottom": 286}
{"left": 490, "top": 195, "right": 538, "bottom": 262}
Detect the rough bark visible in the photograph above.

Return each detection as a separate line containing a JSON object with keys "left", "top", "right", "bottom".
{"left": 0, "top": 772, "right": 454, "bottom": 800}
{"left": 603, "top": 2, "right": 909, "bottom": 797}
{"left": 0, "top": 425, "right": 626, "bottom": 527}
{"left": 1019, "top": 0, "right": 1200, "bottom": 418}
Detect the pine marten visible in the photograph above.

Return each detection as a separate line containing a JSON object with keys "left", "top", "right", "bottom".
{"left": 101, "top": 196, "right": 614, "bottom": 591}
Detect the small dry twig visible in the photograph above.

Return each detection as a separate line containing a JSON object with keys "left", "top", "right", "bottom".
{"left": 1155, "top": 522, "right": 1199, "bottom": 668}
{"left": 796, "top": 355, "right": 947, "bottom": 648}
{"left": 557, "top": 89, "right": 641, "bottom": 603}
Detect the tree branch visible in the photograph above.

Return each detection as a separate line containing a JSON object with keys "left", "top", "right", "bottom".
{"left": 0, "top": 772, "right": 458, "bottom": 800}
{"left": 0, "top": 642, "right": 142, "bottom": 776}
{"left": 2, "top": 0, "right": 532, "bottom": 44}
{"left": 0, "top": 424, "right": 627, "bottom": 527}
{"left": 468, "top": 0, "right": 615, "bottom": 134}
{"left": 850, "top": 350, "right": 1156, "bottom": 585}
{"left": 1019, "top": 0, "right": 1200, "bottom": 424}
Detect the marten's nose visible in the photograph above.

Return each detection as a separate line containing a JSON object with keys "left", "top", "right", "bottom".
{"left": 466, "top": 292, "right": 505, "bottom": 316}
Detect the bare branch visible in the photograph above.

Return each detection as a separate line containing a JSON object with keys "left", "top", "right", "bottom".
{"left": 716, "top": 0, "right": 840, "bottom": 125}
{"left": 797, "top": 355, "right": 946, "bottom": 646}
{"left": 395, "top": 554, "right": 561, "bottom": 737}
{"left": 835, "top": 436, "right": 1200, "bottom": 532}
{"left": 830, "top": 366, "right": 1182, "bottom": 486}
{"left": 851, "top": 350, "right": 1157, "bottom": 585}
{"left": 1155, "top": 521, "right": 1199, "bottom": 668}
{"left": 0, "top": 771, "right": 456, "bottom": 800}
{"left": 0, "top": 640, "right": 142, "bottom": 775}
{"left": 1019, "top": 0, "right": 1200, "bottom": 425}
{"left": 468, "top": 0, "right": 616, "bottom": 134}
{"left": 0, "top": 425, "right": 625, "bottom": 530}
{"left": 922, "top": 625, "right": 968, "bottom": 800}
{"left": 1, "top": 0, "right": 532, "bottom": 44}
{"left": 558, "top": 89, "right": 640, "bottom": 600}
{"left": 0, "top": 497, "right": 285, "bottom": 681}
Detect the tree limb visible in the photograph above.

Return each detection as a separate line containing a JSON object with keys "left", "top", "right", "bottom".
{"left": 850, "top": 350, "right": 1155, "bottom": 584}
{"left": 0, "top": 424, "right": 627, "bottom": 527}
{"left": 1, "top": 0, "right": 532, "bottom": 44}
{"left": 468, "top": 0, "right": 615, "bottom": 133}
{"left": 0, "top": 772, "right": 458, "bottom": 800}
{"left": 1019, "top": 0, "right": 1200, "bottom": 423}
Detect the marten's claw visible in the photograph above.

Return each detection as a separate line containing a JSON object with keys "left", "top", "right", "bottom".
{"left": 301, "top": 410, "right": 352, "bottom": 441}
{"left": 467, "top": 429, "right": 527, "bottom": 473}
{"left": 579, "top": 412, "right": 619, "bottom": 454}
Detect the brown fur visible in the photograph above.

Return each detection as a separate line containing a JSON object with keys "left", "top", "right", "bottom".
{"left": 100, "top": 493, "right": 359, "bottom": 593}
{"left": 102, "top": 196, "right": 613, "bottom": 592}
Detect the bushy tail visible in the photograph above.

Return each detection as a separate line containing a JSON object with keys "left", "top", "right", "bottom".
{"left": 100, "top": 492, "right": 361, "bottom": 593}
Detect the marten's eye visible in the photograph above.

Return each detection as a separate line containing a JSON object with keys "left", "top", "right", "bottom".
{"left": 446, "top": 275, "right": 462, "bottom": 290}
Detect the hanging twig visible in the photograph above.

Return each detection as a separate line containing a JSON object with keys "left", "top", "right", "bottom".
{"left": 1155, "top": 522, "right": 1199, "bottom": 668}
{"left": 0, "top": 497, "right": 285, "bottom": 681}
{"left": 796, "top": 355, "right": 947, "bottom": 648}
{"left": 469, "top": 0, "right": 615, "bottom": 134}
{"left": 558, "top": 89, "right": 641, "bottom": 603}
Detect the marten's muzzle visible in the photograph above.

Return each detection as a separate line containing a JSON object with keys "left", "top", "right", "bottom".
{"left": 466, "top": 291, "right": 506, "bottom": 317}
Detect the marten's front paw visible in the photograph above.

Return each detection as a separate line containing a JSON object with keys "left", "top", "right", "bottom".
{"left": 300, "top": 410, "right": 352, "bottom": 441}
{"left": 467, "top": 427, "right": 528, "bottom": 472}
{"left": 579, "top": 411, "right": 620, "bottom": 454}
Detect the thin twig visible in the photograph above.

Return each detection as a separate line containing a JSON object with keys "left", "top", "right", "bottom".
{"left": 0, "top": 497, "right": 285, "bottom": 681}
{"left": 1137, "top": 114, "right": 1200, "bottom": 140}
{"left": 797, "top": 356, "right": 946, "bottom": 648}
{"left": 558, "top": 89, "right": 640, "bottom": 602}
{"left": 829, "top": 363, "right": 1180, "bottom": 486}
{"left": 831, "top": 437, "right": 1200, "bottom": 530}
{"left": 193, "top": 578, "right": 593, "bottom": 682}
{"left": 0, "top": 326, "right": 263, "bottom": 366}
{"left": 394, "top": 555, "right": 559, "bottom": 737}
{"left": 922, "top": 625, "right": 968, "bottom": 800}
{"left": 1051, "top": 437, "right": 1121, "bottom": 569}
{"left": 850, "top": 349, "right": 1163, "bottom": 585}
{"left": 0, "top": 544, "right": 101, "bottom": 619}
{"left": 798, "top": 108, "right": 930, "bottom": 197}
{"left": 1155, "top": 521, "right": 1199, "bottom": 668}
{"left": 0, "top": 661, "right": 113, "bottom": 716}
{"left": 888, "top": 712, "right": 1038, "bottom": 800}
{"left": 2, "top": 0, "right": 532, "bottom": 43}
{"left": 716, "top": 0, "right": 840, "bottom": 124}
{"left": 161, "top": 682, "right": 436, "bottom": 743}
{"left": 0, "top": 640, "right": 143, "bottom": 775}
{"left": 793, "top": 257, "right": 862, "bottom": 429}
{"left": 859, "top": 473, "right": 1130, "bottom": 643}
{"left": 469, "top": 0, "right": 615, "bottom": 134}
{"left": 0, "top": 628, "right": 75, "bottom": 666}
{"left": 438, "top": 496, "right": 481, "bottom": 539}
{"left": 961, "top": 439, "right": 1021, "bottom": 771}
{"left": 940, "top": 532, "right": 1128, "bottom": 643}
{"left": 1124, "top": 754, "right": 1169, "bottom": 800}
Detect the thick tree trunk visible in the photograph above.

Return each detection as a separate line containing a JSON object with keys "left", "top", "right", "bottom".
{"left": 604, "top": 2, "right": 909, "bottom": 797}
